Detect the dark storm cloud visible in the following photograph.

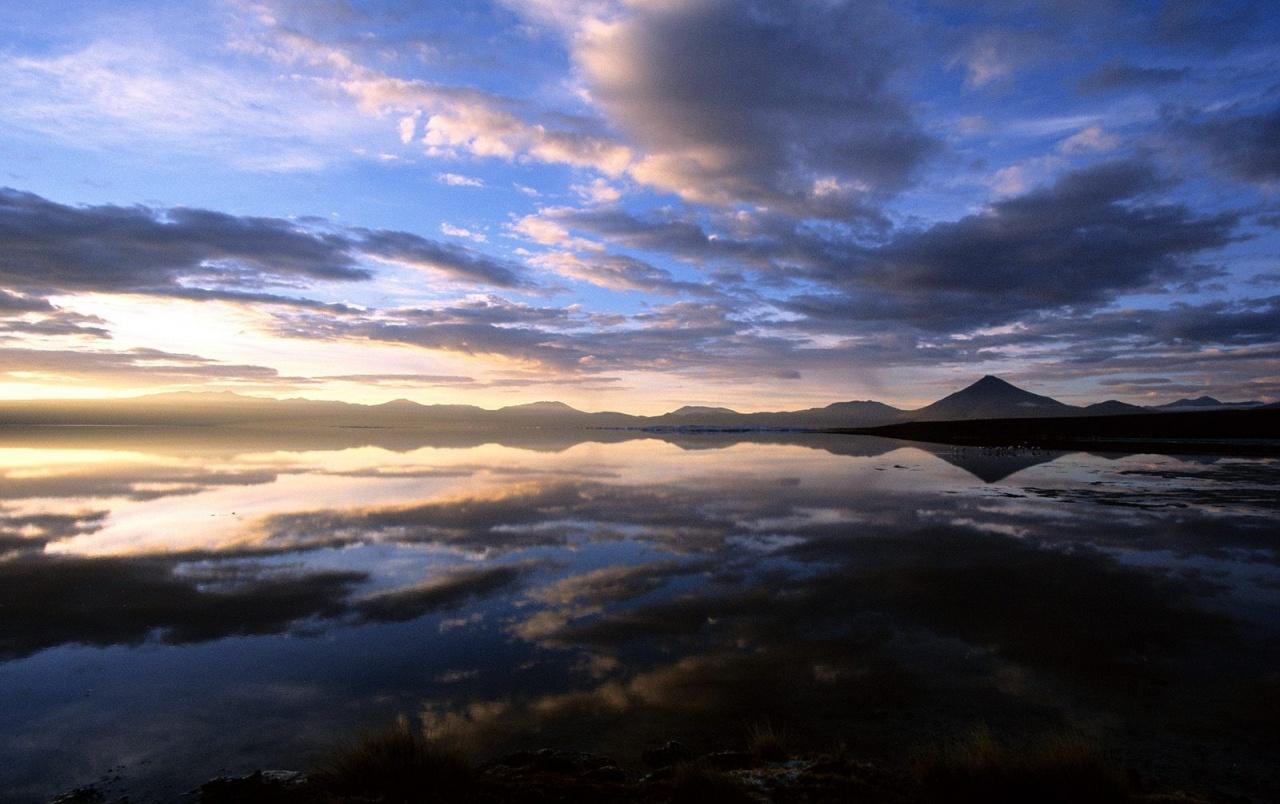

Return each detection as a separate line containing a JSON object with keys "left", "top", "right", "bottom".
{"left": 788, "top": 160, "right": 1239, "bottom": 331}
{"left": 529, "top": 161, "right": 1243, "bottom": 341}
{"left": 0, "top": 188, "right": 365, "bottom": 289}
{"left": 0, "top": 188, "right": 526, "bottom": 303}
{"left": 578, "top": 0, "right": 936, "bottom": 217}
{"left": 1077, "top": 59, "right": 1189, "bottom": 94}
{"left": 1172, "top": 104, "right": 1280, "bottom": 185}
{"left": 1080, "top": 296, "right": 1280, "bottom": 345}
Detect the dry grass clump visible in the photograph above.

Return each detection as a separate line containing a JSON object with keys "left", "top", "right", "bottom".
{"left": 311, "top": 716, "right": 478, "bottom": 803}
{"left": 912, "top": 726, "right": 1130, "bottom": 804}
{"left": 746, "top": 721, "right": 790, "bottom": 762}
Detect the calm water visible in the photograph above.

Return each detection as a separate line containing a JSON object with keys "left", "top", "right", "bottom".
{"left": 1, "top": 429, "right": 1278, "bottom": 801}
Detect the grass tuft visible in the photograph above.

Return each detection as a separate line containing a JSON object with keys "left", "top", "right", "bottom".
{"left": 746, "top": 720, "right": 789, "bottom": 762}
{"left": 311, "top": 715, "right": 477, "bottom": 803}
{"left": 912, "top": 725, "right": 1130, "bottom": 804}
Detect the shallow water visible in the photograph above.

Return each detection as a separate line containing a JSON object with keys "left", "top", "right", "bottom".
{"left": 1, "top": 429, "right": 1277, "bottom": 801}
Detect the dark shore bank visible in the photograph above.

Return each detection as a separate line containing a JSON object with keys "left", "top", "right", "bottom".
{"left": 55, "top": 721, "right": 1221, "bottom": 804}
{"left": 830, "top": 407, "right": 1280, "bottom": 456}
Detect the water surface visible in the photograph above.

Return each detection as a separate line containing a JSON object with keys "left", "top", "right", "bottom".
{"left": 1, "top": 430, "right": 1277, "bottom": 800}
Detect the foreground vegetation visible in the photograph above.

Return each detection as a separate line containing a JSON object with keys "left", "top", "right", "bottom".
{"left": 181, "top": 718, "right": 1212, "bottom": 804}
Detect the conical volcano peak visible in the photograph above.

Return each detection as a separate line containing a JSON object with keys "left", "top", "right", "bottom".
{"left": 912, "top": 375, "right": 1074, "bottom": 421}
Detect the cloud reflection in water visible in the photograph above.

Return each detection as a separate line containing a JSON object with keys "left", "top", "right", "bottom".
{"left": 0, "top": 432, "right": 1276, "bottom": 800}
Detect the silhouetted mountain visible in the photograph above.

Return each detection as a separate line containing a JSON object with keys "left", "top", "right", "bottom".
{"left": 500, "top": 400, "right": 582, "bottom": 414}
{"left": 1165, "top": 396, "right": 1223, "bottom": 408}
{"left": 667, "top": 405, "right": 739, "bottom": 417}
{"left": 1084, "top": 400, "right": 1149, "bottom": 416}
{"left": 376, "top": 398, "right": 425, "bottom": 411}
{"left": 0, "top": 377, "right": 1272, "bottom": 432}
{"left": 910, "top": 375, "right": 1077, "bottom": 421}
{"left": 1155, "top": 396, "right": 1264, "bottom": 411}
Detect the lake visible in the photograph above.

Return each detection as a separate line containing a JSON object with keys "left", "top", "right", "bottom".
{"left": 1, "top": 429, "right": 1277, "bottom": 801}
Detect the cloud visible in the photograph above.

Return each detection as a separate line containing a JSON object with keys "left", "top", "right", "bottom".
{"left": 353, "top": 564, "right": 532, "bottom": 623}
{"left": 0, "top": 188, "right": 527, "bottom": 301}
{"left": 1171, "top": 104, "right": 1280, "bottom": 185}
{"left": 788, "top": 160, "right": 1239, "bottom": 332}
{"left": 437, "top": 172, "right": 486, "bottom": 188}
{"left": 530, "top": 251, "right": 711, "bottom": 296}
{"left": 0, "top": 552, "right": 365, "bottom": 660}
{"left": 1077, "top": 59, "right": 1189, "bottom": 94}
{"left": 1058, "top": 125, "right": 1119, "bottom": 154}
{"left": 0, "top": 347, "right": 290, "bottom": 387}
{"left": 948, "top": 28, "right": 1046, "bottom": 89}
{"left": 572, "top": 0, "right": 936, "bottom": 216}
{"left": 0, "top": 294, "right": 111, "bottom": 340}
{"left": 354, "top": 228, "right": 524, "bottom": 287}
{"left": 571, "top": 179, "right": 623, "bottom": 205}
{"left": 241, "top": 21, "right": 634, "bottom": 176}
{"left": 0, "top": 290, "right": 53, "bottom": 313}
{"left": 0, "top": 460, "right": 280, "bottom": 504}
{"left": 0, "top": 39, "right": 372, "bottom": 172}
{"left": 440, "top": 223, "right": 487, "bottom": 243}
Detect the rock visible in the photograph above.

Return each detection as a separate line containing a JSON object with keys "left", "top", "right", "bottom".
{"left": 641, "top": 740, "right": 693, "bottom": 768}
{"left": 49, "top": 787, "right": 105, "bottom": 804}
{"left": 698, "top": 750, "right": 758, "bottom": 770}
{"left": 196, "top": 770, "right": 309, "bottom": 803}
{"left": 490, "top": 749, "right": 617, "bottom": 775}
{"left": 582, "top": 765, "right": 629, "bottom": 783}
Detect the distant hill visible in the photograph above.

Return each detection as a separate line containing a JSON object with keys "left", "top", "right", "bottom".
{"left": 1154, "top": 396, "right": 1264, "bottom": 411}
{"left": 1084, "top": 400, "right": 1149, "bottom": 416}
{"left": 1164, "top": 396, "right": 1224, "bottom": 408}
{"left": 666, "top": 405, "right": 739, "bottom": 418}
{"left": 645, "top": 400, "right": 904, "bottom": 429}
{"left": 499, "top": 401, "right": 584, "bottom": 415}
{"left": 0, "top": 376, "right": 1272, "bottom": 431}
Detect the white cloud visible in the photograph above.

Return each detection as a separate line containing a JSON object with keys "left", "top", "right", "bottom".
{"left": 510, "top": 210, "right": 602, "bottom": 251}
{"left": 440, "top": 223, "right": 487, "bottom": 242}
{"left": 437, "top": 172, "right": 486, "bottom": 188}
{"left": 398, "top": 113, "right": 420, "bottom": 144}
{"left": 1059, "top": 125, "right": 1120, "bottom": 154}
{"left": 571, "top": 178, "right": 622, "bottom": 204}
{"left": 0, "top": 39, "right": 376, "bottom": 172}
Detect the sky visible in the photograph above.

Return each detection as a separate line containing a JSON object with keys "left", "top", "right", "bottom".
{"left": 0, "top": 0, "right": 1277, "bottom": 413}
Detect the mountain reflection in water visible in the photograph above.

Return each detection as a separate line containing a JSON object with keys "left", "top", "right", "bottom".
{"left": 0, "top": 431, "right": 1277, "bottom": 801}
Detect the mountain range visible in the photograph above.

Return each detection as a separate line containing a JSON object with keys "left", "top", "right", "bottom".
{"left": 0, "top": 375, "right": 1271, "bottom": 430}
